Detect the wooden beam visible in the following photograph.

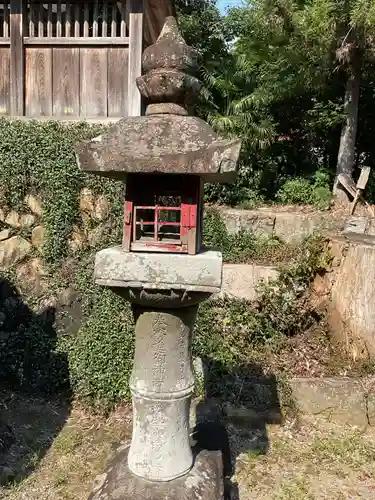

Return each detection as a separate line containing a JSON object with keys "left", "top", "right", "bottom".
{"left": 24, "top": 37, "right": 130, "bottom": 46}
{"left": 127, "top": 0, "right": 143, "bottom": 117}
{"left": 10, "top": 0, "right": 24, "bottom": 116}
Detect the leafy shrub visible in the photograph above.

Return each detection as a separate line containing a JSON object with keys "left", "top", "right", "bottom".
{"left": 194, "top": 234, "right": 330, "bottom": 365}
{"left": 276, "top": 178, "right": 313, "bottom": 204}
{"left": 63, "top": 288, "right": 134, "bottom": 411}
{"left": 276, "top": 170, "right": 332, "bottom": 209}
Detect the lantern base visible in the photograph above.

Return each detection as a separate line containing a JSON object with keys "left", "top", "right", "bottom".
{"left": 88, "top": 445, "right": 223, "bottom": 500}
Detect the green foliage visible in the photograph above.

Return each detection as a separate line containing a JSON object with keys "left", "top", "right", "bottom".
{"left": 199, "top": 0, "right": 375, "bottom": 206}
{"left": 0, "top": 271, "right": 69, "bottom": 395}
{"left": 276, "top": 170, "right": 332, "bottom": 209}
{"left": 203, "top": 207, "right": 286, "bottom": 263}
{"left": 63, "top": 289, "right": 134, "bottom": 412}
{"left": 194, "top": 233, "right": 330, "bottom": 368}
{"left": 0, "top": 119, "right": 120, "bottom": 263}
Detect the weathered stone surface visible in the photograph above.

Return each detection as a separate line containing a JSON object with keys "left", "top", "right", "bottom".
{"left": 31, "top": 225, "right": 45, "bottom": 249}
{"left": 328, "top": 238, "right": 375, "bottom": 357}
{"left": 89, "top": 445, "right": 223, "bottom": 500}
{"left": 0, "top": 229, "right": 10, "bottom": 241}
{"left": 0, "top": 236, "right": 31, "bottom": 269}
{"left": 16, "top": 258, "right": 47, "bottom": 296}
{"left": 94, "top": 195, "right": 109, "bottom": 221}
{"left": 68, "top": 227, "right": 86, "bottom": 253}
{"left": 94, "top": 247, "right": 222, "bottom": 293}
{"left": 129, "top": 307, "right": 197, "bottom": 481}
{"left": 76, "top": 17, "right": 241, "bottom": 183}
{"left": 142, "top": 16, "right": 198, "bottom": 74}
{"left": 219, "top": 208, "right": 275, "bottom": 236}
{"left": 24, "top": 194, "right": 42, "bottom": 216}
{"left": 289, "top": 378, "right": 367, "bottom": 426}
{"left": 76, "top": 115, "right": 241, "bottom": 183}
{"left": 274, "top": 211, "right": 335, "bottom": 242}
{"left": 343, "top": 216, "right": 368, "bottom": 235}
{"left": 20, "top": 213, "right": 36, "bottom": 228}
{"left": 137, "top": 17, "right": 200, "bottom": 107}
{"left": 0, "top": 208, "right": 5, "bottom": 222}
{"left": 4, "top": 210, "right": 20, "bottom": 228}
{"left": 218, "top": 207, "right": 344, "bottom": 242}
{"left": 220, "top": 264, "right": 277, "bottom": 300}
{"left": 24, "top": 194, "right": 43, "bottom": 216}
{"left": 79, "top": 188, "right": 95, "bottom": 214}
{"left": 4, "top": 211, "right": 35, "bottom": 229}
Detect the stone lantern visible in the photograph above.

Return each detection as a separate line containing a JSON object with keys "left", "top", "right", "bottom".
{"left": 76, "top": 16, "right": 241, "bottom": 500}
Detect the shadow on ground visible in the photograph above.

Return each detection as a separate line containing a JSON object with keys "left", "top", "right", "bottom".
{"left": 0, "top": 277, "right": 71, "bottom": 486}
{"left": 194, "top": 358, "right": 283, "bottom": 500}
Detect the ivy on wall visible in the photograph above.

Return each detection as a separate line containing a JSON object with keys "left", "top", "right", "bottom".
{"left": 0, "top": 119, "right": 120, "bottom": 262}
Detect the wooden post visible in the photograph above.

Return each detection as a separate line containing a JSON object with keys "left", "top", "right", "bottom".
{"left": 10, "top": 0, "right": 24, "bottom": 116}
{"left": 127, "top": 0, "right": 142, "bottom": 117}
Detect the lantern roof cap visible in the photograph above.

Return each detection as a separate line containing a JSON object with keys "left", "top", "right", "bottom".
{"left": 75, "top": 114, "right": 241, "bottom": 182}
{"left": 75, "top": 16, "right": 241, "bottom": 183}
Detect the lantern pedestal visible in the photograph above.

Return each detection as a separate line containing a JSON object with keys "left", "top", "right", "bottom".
{"left": 89, "top": 248, "right": 224, "bottom": 499}
{"left": 88, "top": 446, "right": 223, "bottom": 500}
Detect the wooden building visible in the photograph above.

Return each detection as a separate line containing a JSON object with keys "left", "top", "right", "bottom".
{"left": 0, "top": 0, "right": 144, "bottom": 119}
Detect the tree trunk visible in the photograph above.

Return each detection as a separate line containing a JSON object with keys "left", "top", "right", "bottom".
{"left": 334, "top": 49, "right": 361, "bottom": 204}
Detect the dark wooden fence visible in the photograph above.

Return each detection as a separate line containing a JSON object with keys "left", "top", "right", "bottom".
{"left": 0, "top": 0, "right": 142, "bottom": 118}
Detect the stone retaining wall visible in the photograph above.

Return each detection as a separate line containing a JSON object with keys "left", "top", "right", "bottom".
{"left": 0, "top": 189, "right": 110, "bottom": 272}
{"left": 312, "top": 217, "right": 375, "bottom": 359}
{"left": 220, "top": 264, "right": 277, "bottom": 300}
{"left": 190, "top": 376, "right": 375, "bottom": 427}
{"left": 219, "top": 206, "right": 344, "bottom": 242}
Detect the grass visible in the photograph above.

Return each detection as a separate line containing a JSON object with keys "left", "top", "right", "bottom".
{"left": 0, "top": 391, "right": 131, "bottom": 500}
{"left": 234, "top": 418, "right": 375, "bottom": 499}
{"left": 2, "top": 389, "right": 375, "bottom": 500}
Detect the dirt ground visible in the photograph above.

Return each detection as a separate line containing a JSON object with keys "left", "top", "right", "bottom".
{"left": 1, "top": 390, "right": 375, "bottom": 500}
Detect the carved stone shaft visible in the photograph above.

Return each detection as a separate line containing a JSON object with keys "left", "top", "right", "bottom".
{"left": 128, "top": 306, "right": 198, "bottom": 481}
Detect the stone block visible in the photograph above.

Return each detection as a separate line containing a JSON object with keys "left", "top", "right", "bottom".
{"left": 274, "top": 212, "right": 326, "bottom": 242}
{"left": 94, "top": 247, "right": 222, "bottom": 293}
{"left": 4, "top": 211, "right": 35, "bottom": 229}
{"left": 289, "top": 378, "right": 367, "bottom": 426}
{"left": 94, "top": 195, "right": 109, "bottom": 221}
{"left": 328, "top": 241, "right": 375, "bottom": 356}
{"left": 19, "top": 214, "right": 36, "bottom": 228}
{"left": 219, "top": 207, "right": 344, "bottom": 242}
{"left": 0, "top": 236, "right": 31, "bottom": 270}
{"left": 24, "top": 194, "right": 42, "bottom": 216}
{"left": 4, "top": 211, "right": 20, "bottom": 228}
{"left": 68, "top": 227, "right": 86, "bottom": 253}
{"left": 16, "top": 258, "right": 47, "bottom": 296}
{"left": 31, "top": 225, "right": 45, "bottom": 249}
{"left": 89, "top": 445, "right": 223, "bottom": 500}
{"left": 220, "top": 264, "right": 278, "bottom": 300}
{"left": 79, "top": 188, "right": 95, "bottom": 214}
{"left": 0, "top": 229, "right": 10, "bottom": 241}
{"left": 219, "top": 207, "right": 275, "bottom": 236}
{"left": 344, "top": 216, "right": 368, "bottom": 235}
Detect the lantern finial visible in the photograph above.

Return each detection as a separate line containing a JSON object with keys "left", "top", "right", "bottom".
{"left": 136, "top": 16, "right": 201, "bottom": 116}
